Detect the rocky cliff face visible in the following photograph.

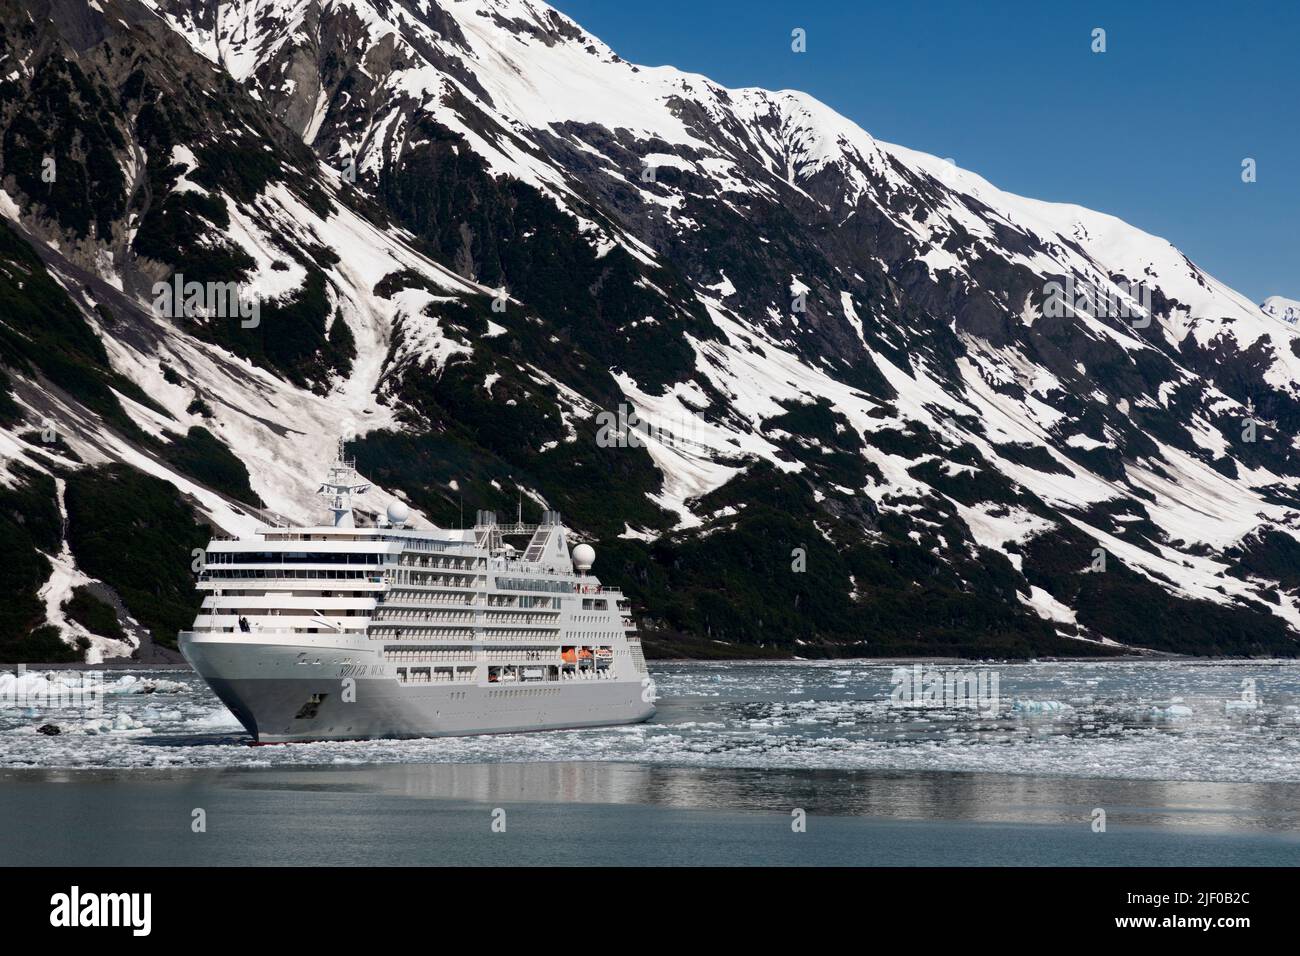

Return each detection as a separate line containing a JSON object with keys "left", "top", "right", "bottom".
{"left": 1, "top": 0, "right": 1297, "bottom": 660}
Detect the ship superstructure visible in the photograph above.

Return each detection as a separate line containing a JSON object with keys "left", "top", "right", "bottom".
{"left": 179, "top": 445, "right": 655, "bottom": 742}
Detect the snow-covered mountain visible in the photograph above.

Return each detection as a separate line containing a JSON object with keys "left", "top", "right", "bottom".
{"left": 1, "top": 0, "right": 1298, "bottom": 661}
{"left": 1262, "top": 295, "right": 1300, "bottom": 325}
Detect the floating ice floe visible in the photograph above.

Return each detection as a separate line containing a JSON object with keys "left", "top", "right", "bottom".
{"left": 80, "top": 713, "right": 150, "bottom": 735}
{"left": 4, "top": 661, "right": 1300, "bottom": 783}
{"left": 183, "top": 708, "right": 243, "bottom": 729}
{"left": 103, "top": 675, "right": 187, "bottom": 695}
{"left": 140, "top": 706, "right": 184, "bottom": 722}
{"left": 0, "top": 670, "right": 100, "bottom": 697}
{"left": 0, "top": 670, "right": 186, "bottom": 702}
{"left": 1013, "top": 699, "right": 1071, "bottom": 714}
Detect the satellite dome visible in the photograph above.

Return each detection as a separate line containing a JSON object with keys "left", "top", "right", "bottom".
{"left": 572, "top": 543, "right": 596, "bottom": 571}
{"left": 386, "top": 501, "right": 410, "bottom": 526}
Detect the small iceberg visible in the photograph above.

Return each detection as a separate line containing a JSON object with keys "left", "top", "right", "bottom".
{"left": 104, "top": 675, "right": 187, "bottom": 695}
{"left": 81, "top": 713, "right": 149, "bottom": 734}
{"left": 1013, "top": 699, "right": 1070, "bottom": 714}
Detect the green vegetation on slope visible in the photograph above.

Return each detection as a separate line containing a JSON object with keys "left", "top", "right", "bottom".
{"left": 65, "top": 464, "right": 209, "bottom": 650}
{"left": 63, "top": 586, "right": 128, "bottom": 643}
{"left": 0, "top": 466, "right": 76, "bottom": 662}
{"left": 161, "top": 426, "right": 257, "bottom": 506}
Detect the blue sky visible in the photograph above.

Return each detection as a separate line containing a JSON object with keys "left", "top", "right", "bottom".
{"left": 552, "top": 0, "right": 1297, "bottom": 303}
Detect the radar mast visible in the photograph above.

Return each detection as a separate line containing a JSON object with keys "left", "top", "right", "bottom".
{"left": 317, "top": 437, "right": 371, "bottom": 527}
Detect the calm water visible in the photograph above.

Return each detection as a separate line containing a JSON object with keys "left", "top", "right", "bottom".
{"left": 2, "top": 660, "right": 1298, "bottom": 865}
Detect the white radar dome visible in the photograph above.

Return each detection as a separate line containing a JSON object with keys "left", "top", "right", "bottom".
{"left": 386, "top": 501, "right": 410, "bottom": 526}
{"left": 571, "top": 544, "right": 596, "bottom": 571}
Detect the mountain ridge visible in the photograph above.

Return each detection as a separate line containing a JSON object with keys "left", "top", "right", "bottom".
{"left": 1262, "top": 295, "right": 1300, "bottom": 326}
{"left": 1, "top": 0, "right": 1297, "bottom": 661}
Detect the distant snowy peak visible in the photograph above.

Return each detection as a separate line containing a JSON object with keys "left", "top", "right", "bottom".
{"left": 1261, "top": 295, "right": 1300, "bottom": 325}
{"left": 131, "top": 1, "right": 1256, "bottom": 296}
{"left": 172, "top": 0, "right": 1276, "bottom": 344}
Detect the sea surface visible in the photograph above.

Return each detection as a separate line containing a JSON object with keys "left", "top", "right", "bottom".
{"left": 2, "top": 660, "right": 1298, "bottom": 865}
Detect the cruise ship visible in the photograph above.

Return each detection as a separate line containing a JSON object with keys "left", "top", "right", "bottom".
{"left": 178, "top": 444, "right": 656, "bottom": 742}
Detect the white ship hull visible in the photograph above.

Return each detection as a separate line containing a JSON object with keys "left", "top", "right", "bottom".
{"left": 181, "top": 632, "right": 654, "bottom": 743}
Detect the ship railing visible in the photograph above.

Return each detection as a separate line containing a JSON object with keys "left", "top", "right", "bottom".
{"left": 478, "top": 633, "right": 563, "bottom": 641}
{"left": 370, "top": 619, "right": 478, "bottom": 630}
{"left": 195, "top": 580, "right": 382, "bottom": 595}
{"left": 573, "top": 583, "right": 621, "bottom": 595}
{"left": 399, "top": 557, "right": 480, "bottom": 570}
{"left": 385, "top": 579, "right": 481, "bottom": 591}
{"left": 197, "top": 575, "right": 388, "bottom": 588}
{"left": 369, "top": 618, "right": 475, "bottom": 625}
{"left": 392, "top": 539, "right": 482, "bottom": 555}
{"left": 370, "top": 630, "right": 476, "bottom": 640}
{"left": 558, "top": 670, "right": 614, "bottom": 681}
{"left": 381, "top": 596, "right": 478, "bottom": 606}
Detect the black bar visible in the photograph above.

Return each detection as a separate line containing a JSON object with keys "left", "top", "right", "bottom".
{"left": 0, "top": 867, "right": 1277, "bottom": 941}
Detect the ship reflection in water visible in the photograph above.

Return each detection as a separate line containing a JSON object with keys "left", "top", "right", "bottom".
{"left": 3, "top": 761, "right": 1299, "bottom": 866}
